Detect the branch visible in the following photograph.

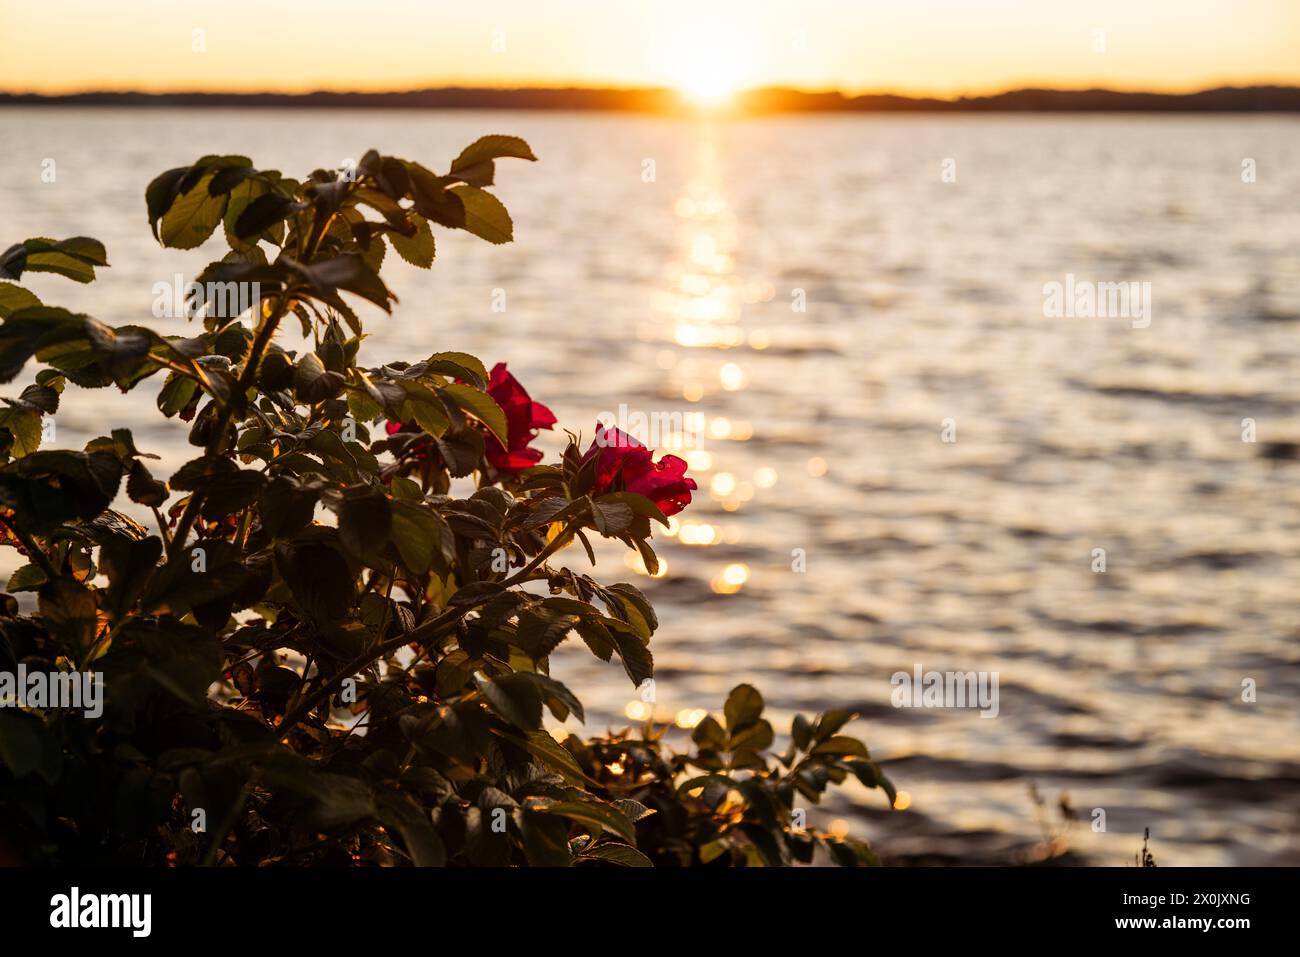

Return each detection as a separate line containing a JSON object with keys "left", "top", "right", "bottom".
{"left": 0, "top": 515, "right": 58, "bottom": 583}
{"left": 165, "top": 288, "right": 295, "bottom": 566}
{"left": 272, "top": 522, "right": 582, "bottom": 740}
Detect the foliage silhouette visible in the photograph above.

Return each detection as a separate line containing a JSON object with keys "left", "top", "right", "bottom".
{"left": 0, "top": 138, "right": 892, "bottom": 866}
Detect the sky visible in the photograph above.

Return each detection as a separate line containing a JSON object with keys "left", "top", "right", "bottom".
{"left": 1, "top": 0, "right": 1298, "bottom": 98}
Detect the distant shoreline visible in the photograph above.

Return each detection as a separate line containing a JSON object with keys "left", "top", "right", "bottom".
{"left": 2, "top": 85, "right": 1298, "bottom": 113}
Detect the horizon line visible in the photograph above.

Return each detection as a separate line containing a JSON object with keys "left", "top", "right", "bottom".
{"left": 4, "top": 81, "right": 1300, "bottom": 97}
{"left": 2, "top": 83, "right": 1299, "bottom": 114}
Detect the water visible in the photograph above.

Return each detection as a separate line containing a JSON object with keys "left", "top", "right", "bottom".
{"left": 2, "top": 107, "right": 1298, "bottom": 865}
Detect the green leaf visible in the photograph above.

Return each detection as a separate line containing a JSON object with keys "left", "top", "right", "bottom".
{"left": 513, "top": 671, "right": 585, "bottom": 723}
{"left": 476, "top": 672, "right": 543, "bottom": 731}
{"left": 234, "top": 192, "right": 298, "bottom": 241}
{"left": 0, "top": 711, "right": 61, "bottom": 783}
{"left": 299, "top": 773, "right": 376, "bottom": 830}
{"left": 0, "top": 245, "right": 24, "bottom": 282}
{"left": 515, "top": 608, "right": 581, "bottom": 661}
{"left": 0, "top": 447, "right": 125, "bottom": 532}
{"left": 0, "top": 283, "right": 42, "bottom": 319}
{"left": 613, "top": 798, "right": 655, "bottom": 823}
{"left": 590, "top": 499, "right": 634, "bottom": 537}
{"left": 157, "top": 373, "right": 199, "bottom": 418}
{"left": 450, "top": 134, "right": 537, "bottom": 187}
{"left": 812, "top": 709, "right": 855, "bottom": 743}
{"left": 533, "top": 799, "right": 636, "bottom": 844}
{"left": 597, "top": 491, "right": 670, "bottom": 529}
{"left": 273, "top": 532, "right": 355, "bottom": 625}
{"left": 604, "top": 582, "right": 658, "bottom": 638}
{"left": 440, "top": 383, "right": 508, "bottom": 446}
{"left": 691, "top": 715, "right": 727, "bottom": 751}
{"left": 126, "top": 459, "right": 168, "bottom": 507}
{"left": 728, "top": 719, "right": 774, "bottom": 752}
{"left": 519, "top": 809, "right": 574, "bottom": 866}
{"left": 259, "top": 475, "right": 320, "bottom": 540}
{"left": 289, "top": 253, "right": 396, "bottom": 314}
{"left": 335, "top": 488, "right": 392, "bottom": 558}
{"left": 791, "top": 713, "right": 813, "bottom": 751}
{"left": 388, "top": 214, "right": 435, "bottom": 268}
{"left": 14, "top": 238, "right": 108, "bottom": 284}
{"left": 810, "top": 735, "right": 870, "bottom": 758}
{"left": 389, "top": 500, "right": 449, "bottom": 575}
{"left": 449, "top": 185, "right": 514, "bottom": 244}
{"left": 6, "top": 562, "right": 46, "bottom": 592}
{"left": 422, "top": 351, "right": 487, "bottom": 387}
{"left": 0, "top": 406, "right": 42, "bottom": 457}
{"left": 515, "top": 729, "right": 597, "bottom": 788}
{"left": 845, "top": 759, "right": 897, "bottom": 806}
{"left": 146, "top": 167, "right": 190, "bottom": 239}
{"left": 376, "top": 792, "right": 446, "bottom": 867}
{"left": 159, "top": 173, "right": 228, "bottom": 249}
{"left": 223, "top": 178, "right": 268, "bottom": 249}
{"left": 605, "top": 621, "right": 653, "bottom": 687}
{"left": 169, "top": 455, "right": 263, "bottom": 520}
{"left": 293, "top": 353, "right": 345, "bottom": 403}
{"left": 579, "top": 843, "right": 652, "bottom": 867}
{"left": 37, "top": 577, "right": 98, "bottom": 656}
{"left": 724, "top": 684, "right": 764, "bottom": 731}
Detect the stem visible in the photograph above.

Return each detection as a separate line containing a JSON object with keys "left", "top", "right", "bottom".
{"left": 0, "top": 516, "right": 58, "bottom": 583}
{"left": 200, "top": 770, "right": 259, "bottom": 867}
{"left": 165, "top": 189, "right": 348, "bottom": 567}
{"left": 81, "top": 618, "right": 127, "bottom": 670}
{"left": 272, "top": 523, "right": 579, "bottom": 741}
{"left": 165, "top": 289, "right": 295, "bottom": 566}
{"left": 233, "top": 504, "right": 254, "bottom": 551}
{"left": 150, "top": 506, "right": 173, "bottom": 549}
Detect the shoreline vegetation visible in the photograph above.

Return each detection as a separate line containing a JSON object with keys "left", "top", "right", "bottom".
{"left": 0, "top": 141, "right": 893, "bottom": 867}
{"left": 2, "top": 84, "right": 1299, "bottom": 113}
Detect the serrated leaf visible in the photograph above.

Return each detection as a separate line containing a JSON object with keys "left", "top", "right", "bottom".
{"left": 159, "top": 173, "right": 228, "bottom": 249}
{"left": 579, "top": 843, "right": 652, "bottom": 867}
{"left": 0, "top": 283, "right": 41, "bottom": 319}
{"left": 389, "top": 214, "right": 435, "bottom": 268}
{"left": 533, "top": 799, "right": 635, "bottom": 844}
{"left": 449, "top": 185, "right": 513, "bottom": 244}
{"left": 450, "top": 134, "right": 537, "bottom": 187}
{"left": 440, "top": 383, "right": 508, "bottom": 446}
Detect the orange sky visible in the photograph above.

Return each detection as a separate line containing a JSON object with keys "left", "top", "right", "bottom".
{"left": 2, "top": 0, "right": 1298, "bottom": 98}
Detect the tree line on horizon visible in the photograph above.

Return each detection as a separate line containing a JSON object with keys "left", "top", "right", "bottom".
{"left": 2, "top": 85, "right": 1299, "bottom": 112}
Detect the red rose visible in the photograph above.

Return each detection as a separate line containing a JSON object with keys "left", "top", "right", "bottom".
{"left": 484, "top": 362, "right": 557, "bottom": 474}
{"left": 385, "top": 363, "right": 555, "bottom": 474}
{"left": 583, "top": 424, "right": 697, "bottom": 517}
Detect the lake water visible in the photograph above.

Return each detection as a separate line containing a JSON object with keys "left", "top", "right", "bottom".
{"left": 2, "top": 108, "right": 1298, "bottom": 865}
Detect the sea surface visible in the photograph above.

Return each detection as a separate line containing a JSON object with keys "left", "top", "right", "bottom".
{"left": 2, "top": 108, "right": 1298, "bottom": 865}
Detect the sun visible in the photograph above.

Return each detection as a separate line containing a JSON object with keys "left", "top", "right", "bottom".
{"left": 665, "top": 24, "right": 745, "bottom": 107}
{"left": 677, "top": 61, "right": 739, "bottom": 106}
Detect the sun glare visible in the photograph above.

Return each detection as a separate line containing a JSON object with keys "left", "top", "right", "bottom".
{"left": 666, "top": 22, "right": 745, "bottom": 107}
{"left": 678, "top": 62, "right": 738, "bottom": 105}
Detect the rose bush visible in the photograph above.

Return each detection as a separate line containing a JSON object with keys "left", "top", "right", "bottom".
{"left": 0, "top": 137, "right": 893, "bottom": 866}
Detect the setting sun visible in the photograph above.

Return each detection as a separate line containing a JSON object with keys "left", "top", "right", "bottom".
{"left": 664, "top": 19, "right": 748, "bottom": 106}
{"left": 676, "top": 61, "right": 739, "bottom": 105}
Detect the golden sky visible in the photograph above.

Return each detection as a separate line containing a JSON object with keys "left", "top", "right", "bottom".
{"left": 2, "top": 0, "right": 1298, "bottom": 97}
